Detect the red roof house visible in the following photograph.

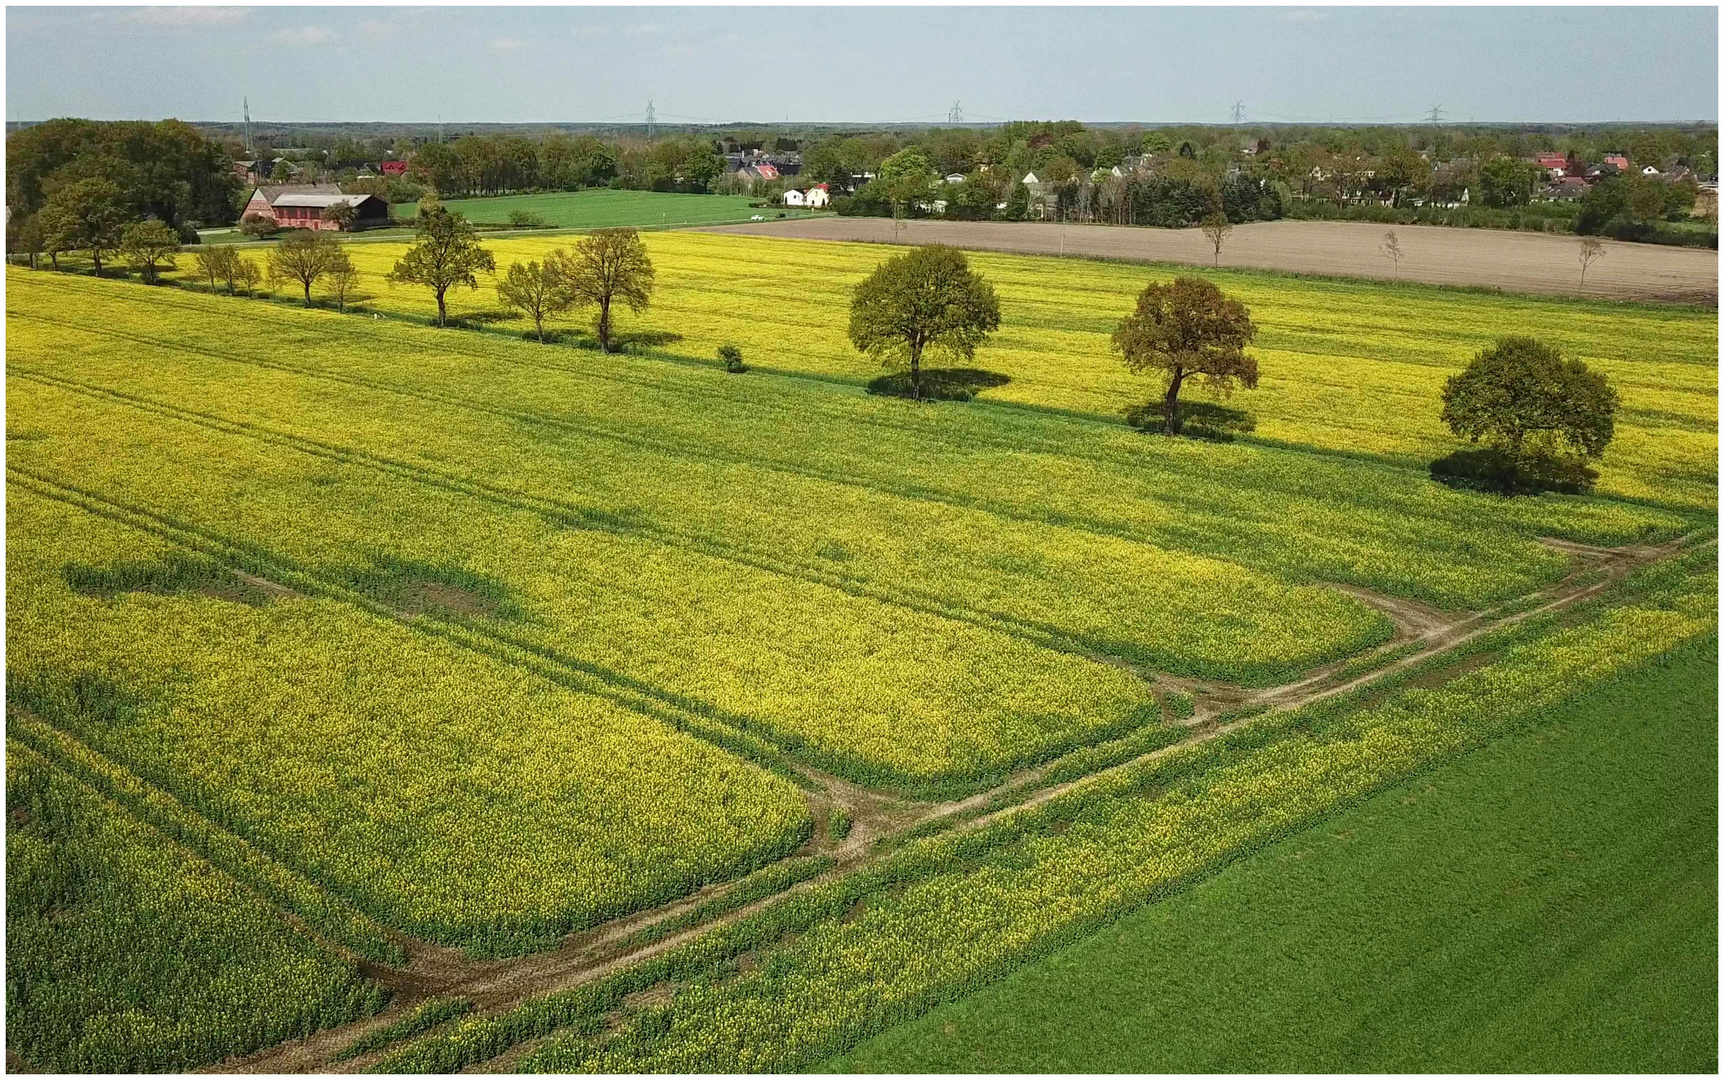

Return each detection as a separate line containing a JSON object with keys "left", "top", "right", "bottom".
{"left": 381, "top": 160, "right": 409, "bottom": 177}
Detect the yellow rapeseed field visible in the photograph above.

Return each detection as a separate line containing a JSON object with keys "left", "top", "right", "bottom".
{"left": 302, "top": 231, "right": 1715, "bottom": 511}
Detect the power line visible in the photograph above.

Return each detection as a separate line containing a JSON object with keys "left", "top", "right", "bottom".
{"left": 948, "top": 100, "right": 963, "bottom": 124}
{"left": 1427, "top": 103, "right": 1444, "bottom": 123}
{"left": 645, "top": 99, "right": 656, "bottom": 138}
{"left": 1230, "top": 100, "right": 1246, "bottom": 125}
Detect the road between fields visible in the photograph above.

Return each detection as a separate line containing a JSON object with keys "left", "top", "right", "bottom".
{"left": 208, "top": 529, "right": 1711, "bottom": 1075}
{"left": 694, "top": 218, "right": 1719, "bottom": 305}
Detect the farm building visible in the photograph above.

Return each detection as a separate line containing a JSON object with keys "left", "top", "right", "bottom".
{"left": 783, "top": 189, "right": 806, "bottom": 207}
{"left": 806, "top": 183, "right": 830, "bottom": 208}
{"left": 242, "top": 186, "right": 389, "bottom": 231}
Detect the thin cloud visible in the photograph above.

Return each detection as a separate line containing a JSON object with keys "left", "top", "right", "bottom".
{"left": 120, "top": 6, "right": 252, "bottom": 27}
{"left": 269, "top": 25, "right": 335, "bottom": 45}
{"left": 570, "top": 25, "right": 609, "bottom": 37}
{"left": 1282, "top": 9, "right": 1329, "bottom": 22}
{"left": 622, "top": 23, "right": 662, "bottom": 36}
{"left": 491, "top": 37, "right": 532, "bottom": 51}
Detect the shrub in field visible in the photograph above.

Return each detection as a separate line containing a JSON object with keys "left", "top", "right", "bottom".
{"left": 718, "top": 343, "right": 747, "bottom": 373}
{"left": 239, "top": 212, "right": 279, "bottom": 237}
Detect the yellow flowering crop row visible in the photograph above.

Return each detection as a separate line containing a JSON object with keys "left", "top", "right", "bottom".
{"left": 6, "top": 272, "right": 1396, "bottom": 686}
{"left": 7, "top": 487, "right": 812, "bottom": 951}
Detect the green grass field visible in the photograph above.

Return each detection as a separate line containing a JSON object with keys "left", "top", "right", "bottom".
{"left": 394, "top": 188, "right": 825, "bottom": 229}
{"left": 823, "top": 635, "right": 1719, "bottom": 1073}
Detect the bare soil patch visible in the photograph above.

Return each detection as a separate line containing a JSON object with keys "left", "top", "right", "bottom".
{"left": 696, "top": 218, "right": 1718, "bottom": 304}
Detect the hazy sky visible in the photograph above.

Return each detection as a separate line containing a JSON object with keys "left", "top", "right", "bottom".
{"left": 6, "top": 6, "right": 1718, "bottom": 125}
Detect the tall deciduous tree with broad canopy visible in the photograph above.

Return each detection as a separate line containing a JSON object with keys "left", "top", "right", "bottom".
{"left": 43, "top": 177, "right": 125, "bottom": 275}
{"left": 1441, "top": 336, "right": 1618, "bottom": 472}
{"left": 552, "top": 228, "right": 654, "bottom": 352}
{"left": 847, "top": 244, "right": 1001, "bottom": 401}
{"left": 387, "top": 201, "right": 495, "bottom": 326}
{"left": 1112, "top": 276, "right": 1258, "bottom": 435}
{"left": 267, "top": 230, "right": 343, "bottom": 305}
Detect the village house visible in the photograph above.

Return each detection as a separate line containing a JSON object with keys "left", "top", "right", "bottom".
{"left": 242, "top": 185, "right": 389, "bottom": 231}
{"left": 783, "top": 188, "right": 806, "bottom": 207}
{"left": 805, "top": 183, "right": 830, "bottom": 208}
{"left": 380, "top": 159, "right": 410, "bottom": 177}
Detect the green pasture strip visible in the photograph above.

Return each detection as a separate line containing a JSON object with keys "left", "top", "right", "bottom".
{"left": 6, "top": 480, "right": 814, "bottom": 955}
{"left": 6, "top": 709, "right": 404, "bottom": 965}
{"left": 334, "top": 997, "right": 475, "bottom": 1062}
{"left": 8, "top": 271, "right": 1695, "bottom": 611}
{"left": 371, "top": 553, "right": 1715, "bottom": 1072}
{"left": 395, "top": 189, "right": 820, "bottom": 230}
{"left": 6, "top": 740, "right": 389, "bottom": 1073}
{"left": 826, "top": 633, "right": 1719, "bottom": 1073}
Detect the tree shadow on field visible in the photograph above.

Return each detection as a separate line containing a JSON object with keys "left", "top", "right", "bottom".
{"left": 61, "top": 552, "right": 276, "bottom": 607}
{"left": 1124, "top": 400, "right": 1256, "bottom": 442}
{"left": 532, "top": 328, "right": 685, "bottom": 353}
{"left": 1429, "top": 448, "right": 1599, "bottom": 496}
{"left": 866, "top": 368, "right": 1012, "bottom": 402}
{"left": 442, "top": 309, "right": 520, "bottom": 330}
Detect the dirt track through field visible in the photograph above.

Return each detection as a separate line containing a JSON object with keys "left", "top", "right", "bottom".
{"left": 205, "top": 528, "right": 1708, "bottom": 1074}
{"left": 696, "top": 218, "right": 1719, "bottom": 304}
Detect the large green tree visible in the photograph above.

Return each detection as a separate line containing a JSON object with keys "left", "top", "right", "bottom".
{"left": 6, "top": 118, "right": 240, "bottom": 228}
{"left": 42, "top": 177, "right": 125, "bottom": 275}
{"left": 1112, "top": 276, "right": 1258, "bottom": 435}
{"left": 550, "top": 228, "right": 654, "bottom": 352}
{"left": 847, "top": 244, "right": 1001, "bottom": 401}
{"left": 386, "top": 202, "right": 495, "bottom": 326}
{"left": 1476, "top": 156, "right": 1536, "bottom": 208}
{"left": 1440, "top": 336, "right": 1618, "bottom": 472}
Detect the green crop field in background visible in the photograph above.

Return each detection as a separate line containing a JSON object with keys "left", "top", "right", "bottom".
{"left": 824, "top": 636, "right": 1719, "bottom": 1074}
{"left": 394, "top": 188, "right": 825, "bottom": 229}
